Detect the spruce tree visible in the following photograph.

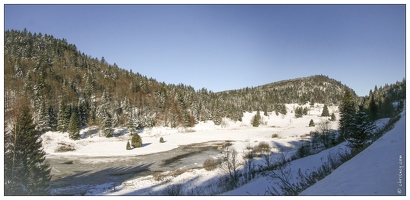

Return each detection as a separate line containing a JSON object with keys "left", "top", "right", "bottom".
{"left": 213, "top": 109, "right": 222, "bottom": 126}
{"left": 98, "top": 91, "right": 114, "bottom": 137}
{"left": 295, "top": 107, "right": 303, "bottom": 118}
{"left": 126, "top": 107, "right": 136, "bottom": 135}
{"left": 330, "top": 113, "right": 336, "bottom": 121}
{"left": 57, "top": 100, "right": 70, "bottom": 133}
{"left": 303, "top": 107, "right": 308, "bottom": 115}
{"left": 309, "top": 119, "right": 315, "bottom": 127}
{"left": 252, "top": 110, "right": 261, "bottom": 127}
{"left": 47, "top": 105, "right": 57, "bottom": 131}
{"left": 339, "top": 89, "right": 357, "bottom": 142}
{"left": 36, "top": 101, "right": 50, "bottom": 133}
{"left": 321, "top": 105, "right": 330, "bottom": 117}
{"left": 126, "top": 140, "right": 132, "bottom": 150}
{"left": 131, "top": 133, "right": 142, "bottom": 148}
{"left": 4, "top": 99, "right": 51, "bottom": 195}
{"left": 379, "top": 97, "right": 395, "bottom": 118}
{"left": 68, "top": 111, "right": 80, "bottom": 140}
{"left": 101, "top": 110, "right": 114, "bottom": 137}
{"left": 347, "top": 105, "right": 376, "bottom": 149}
{"left": 78, "top": 99, "right": 89, "bottom": 127}
{"left": 368, "top": 94, "right": 378, "bottom": 121}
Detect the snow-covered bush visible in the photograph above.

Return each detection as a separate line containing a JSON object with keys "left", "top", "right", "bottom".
{"left": 131, "top": 133, "right": 142, "bottom": 148}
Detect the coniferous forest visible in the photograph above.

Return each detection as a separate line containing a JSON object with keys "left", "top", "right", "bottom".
{"left": 4, "top": 29, "right": 405, "bottom": 134}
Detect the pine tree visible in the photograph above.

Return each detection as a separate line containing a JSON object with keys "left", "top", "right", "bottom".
{"left": 131, "top": 133, "right": 142, "bottom": 148}
{"left": 309, "top": 119, "right": 315, "bottom": 127}
{"left": 321, "top": 105, "right": 330, "bottom": 117}
{"left": 101, "top": 110, "right": 113, "bottom": 137}
{"left": 368, "top": 93, "right": 378, "bottom": 121}
{"left": 4, "top": 99, "right": 51, "bottom": 195}
{"left": 379, "top": 97, "right": 395, "bottom": 118}
{"left": 47, "top": 105, "right": 57, "bottom": 131}
{"left": 213, "top": 109, "right": 222, "bottom": 126}
{"left": 252, "top": 110, "right": 261, "bottom": 127}
{"left": 126, "top": 140, "right": 132, "bottom": 150}
{"left": 68, "top": 111, "right": 80, "bottom": 140}
{"left": 339, "top": 89, "right": 357, "bottom": 142}
{"left": 78, "top": 99, "right": 89, "bottom": 127}
{"left": 36, "top": 101, "right": 50, "bottom": 132}
{"left": 330, "top": 113, "right": 336, "bottom": 121}
{"left": 303, "top": 107, "right": 308, "bottom": 115}
{"left": 57, "top": 100, "right": 70, "bottom": 133}
{"left": 98, "top": 91, "right": 114, "bottom": 137}
{"left": 126, "top": 108, "right": 136, "bottom": 135}
{"left": 295, "top": 107, "right": 303, "bottom": 118}
{"left": 347, "top": 105, "right": 376, "bottom": 149}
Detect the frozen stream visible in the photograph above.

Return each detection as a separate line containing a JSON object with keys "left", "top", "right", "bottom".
{"left": 47, "top": 141, "right": 226, "bottom": 195}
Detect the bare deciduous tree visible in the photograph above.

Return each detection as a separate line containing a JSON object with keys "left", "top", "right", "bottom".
{"left": 220, "top": 147, "right": 242, "bottom": 188}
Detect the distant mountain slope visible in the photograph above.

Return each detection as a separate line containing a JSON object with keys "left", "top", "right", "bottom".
{"left": 217, "top": 75, "right": 357, "bottom": 107}
{"left": 4, "top": 29, "right": 396, "bottom": 131}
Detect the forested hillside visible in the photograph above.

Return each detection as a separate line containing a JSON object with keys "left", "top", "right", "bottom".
{"left": 4, "top": 29, "right": 404, "bottom": 135}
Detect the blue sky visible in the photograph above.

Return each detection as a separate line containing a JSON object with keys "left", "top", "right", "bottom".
{"left": 4, "top": 4, "right": 406, "bottom": 96}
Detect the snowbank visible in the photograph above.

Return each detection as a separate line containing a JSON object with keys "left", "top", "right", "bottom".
{"left": 300, "top": 111, "right": 406, "bottom": 195}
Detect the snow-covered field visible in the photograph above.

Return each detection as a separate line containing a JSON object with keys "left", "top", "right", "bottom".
{"left": 43, "top": 103, "right": 338, "bottom": 157}
{"left": 41, "top": 103, "right": 405, "bottom": 195}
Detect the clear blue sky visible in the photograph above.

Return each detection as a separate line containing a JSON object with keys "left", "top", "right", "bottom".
{"left": 4, "top": 4, "right": 406, "bottom": 96}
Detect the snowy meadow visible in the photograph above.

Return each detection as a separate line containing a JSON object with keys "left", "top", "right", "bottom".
{"left": 41, "top": 103, "right": 405, "bottom": 195}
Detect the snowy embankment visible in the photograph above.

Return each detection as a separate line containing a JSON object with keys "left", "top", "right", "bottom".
{"left": 300, "top": 111, "right": 406, "bottom": 195}
{"left": 224, "top": 110, "right": 406, "bottom": 196}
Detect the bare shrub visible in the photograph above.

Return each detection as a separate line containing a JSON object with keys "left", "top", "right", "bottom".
{"left": 254, "top": 141, "right": 271, "bottom": 156}
{"left": 55, "top": 143, "right": 76, "bottom": 152}
{"left": 161, "top": 183, "right": 185, "bottom": 196}
{"left": 221, "top": 118, "right": 229, "bottom": 128}
{"left": 203, "top": 158, "right": 222, "bottom": 171}
{"left": 272, "top": 133, "right": 280, "bottom": 138}
{"left": 243, "top": 148, "right": 256, "bottom": 182}
{"left": 153, "top": 172, "right": 168, "bottom": 182}
{"left": 245, "top": 141, "right": 253, "bottom": 150}
{"left": 179, "top": 128, "right": 196, "bottom": 133}
{"left": 267, "top": 153, "right": 298, "bottom": 195}
{"left": 169, "top": 169, "right": 188, "bottom": 178}
{"left": 220, "top": 147, "right": 241, "bottom": 188}
{"left": 262, "top": 151, "right": 276, "bottom": 170}
{"left": 221, "top": 140, "right": 233, "bottom": 149}
{"left": 296, "top": 141, "right": 312, "bottom": 158}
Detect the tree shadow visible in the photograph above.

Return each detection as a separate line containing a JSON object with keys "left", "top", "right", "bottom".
{"left": 50, "top": 163, "right": 154, "bottom": 195}
{"left": 113, "top": 129, "right": 128, "bottom": 137}
{"left": 81, "top": 128, "right": 99, "bottom": 139}
{"left": 142, "top": 143, "right": 151, "bottom": 147}
{"left": 270, "top": 140, "right": 305, "bottom": 153}
{"left": 118, "top": 174, "right": 202, "bottom": 196}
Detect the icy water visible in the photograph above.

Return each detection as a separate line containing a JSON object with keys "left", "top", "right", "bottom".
{"left": 47, "top": 141, "right": 227, "bottom": 195}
